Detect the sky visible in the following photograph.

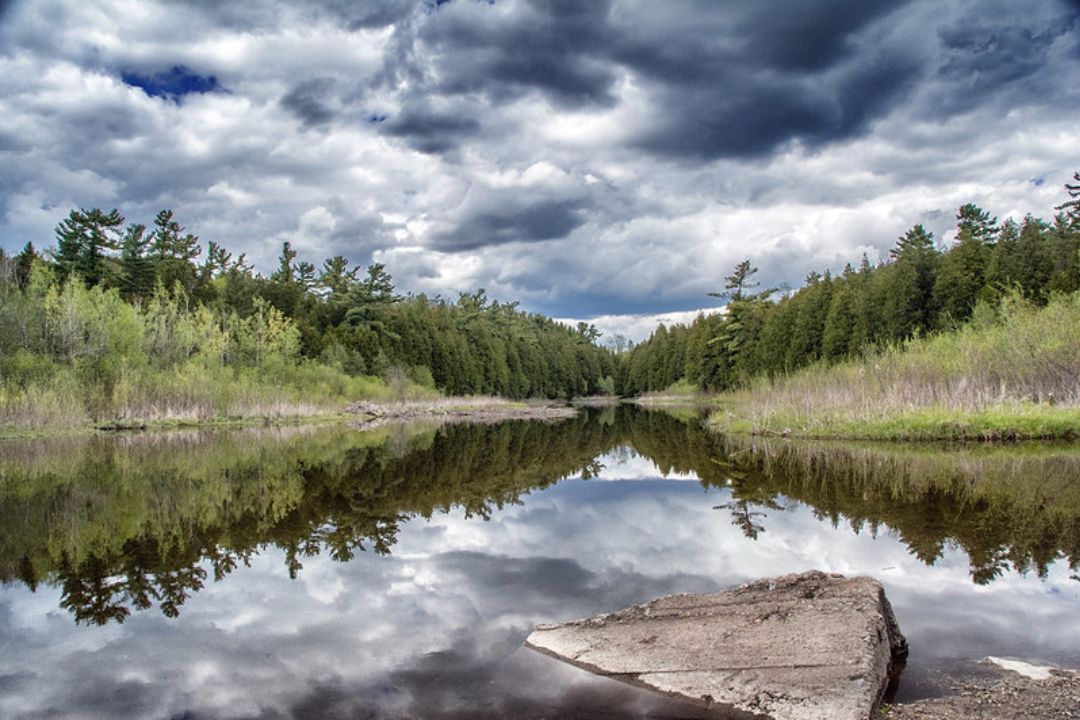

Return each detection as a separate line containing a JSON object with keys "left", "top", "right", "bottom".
{"left": 1, "top": 0, "right": 1079, "bottom": 340}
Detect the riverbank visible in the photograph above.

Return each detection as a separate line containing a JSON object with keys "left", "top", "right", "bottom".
{"left": 348, "top": 396, "right": 578, "bottom": 428}
{"left": 708, "top": 293, "right": 1080, "bottom": 442}
{"left": 886, "top": 663, "right": 1080, "bottom": 719}
{"left": 712, "top": 402, "right": 1080, "bottom": 441}
{"left": 0, "top": 395, "right": 580, "bottom": 440}
{"left": 0, "top": 409, "right": 356, "bottom": 440}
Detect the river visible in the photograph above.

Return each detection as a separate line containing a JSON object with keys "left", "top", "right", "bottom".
{"left": 1, "top": 406, "right": 1078, "bottom": 718}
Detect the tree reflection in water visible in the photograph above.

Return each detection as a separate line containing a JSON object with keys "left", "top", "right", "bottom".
{"left": 2, "top": 407, "right": 1079, "bottom": 625}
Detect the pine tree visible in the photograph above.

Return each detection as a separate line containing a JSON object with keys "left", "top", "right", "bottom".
{"left": 933, "top": 208, "right": 995, "bottom": 324}
{"left": 14, "top": 242, "right": 38, "bottom": 289}
{"left": 118, "top": 224, "right": 155, "bottom": 300}
{"left": 1056, "top": 171, "right": 1080, "bottom": 225}
{"left": 272, "top": 242, "right": 298, "bottom": 285}
{"left": 54, "top": 208, "right": 125, "bottom": 286}
{"left": 319, "top": 255, "right": 357, "bottom": 298}
{"left": 150, "top": 210, "right": 201, "bottom": 295}
{"left": 295, "top": 261, "right": 317, "bottom": 291}
{"left": 956, "top": 203, "right": 998, "bottom": 244}
{"left": 1015, "top": 215, "right": 1052, "bottom": 303}
{"left": 201, "top": 241, "right": 232, "bottom": 281}
{"left": 710, "top": 259, "right": 759, "bottom": 301}
{"left": 149, "top": 210, "right": 200, "bottom": 262}
{"left": 881, "top": 224, "right": 938, "bottom": 340}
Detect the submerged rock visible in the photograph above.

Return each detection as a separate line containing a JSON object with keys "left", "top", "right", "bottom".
{"left": 525, "top": 570, "right": 907, "bottom": 720}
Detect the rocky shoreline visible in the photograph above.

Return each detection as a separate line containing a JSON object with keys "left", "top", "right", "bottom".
{"left": 886, "top": 664, "right": 1080, "bottom": 719}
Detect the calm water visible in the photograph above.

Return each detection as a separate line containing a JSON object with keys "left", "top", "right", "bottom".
{"left": 1, "top": 407, "right": 1079, "bottom": 718}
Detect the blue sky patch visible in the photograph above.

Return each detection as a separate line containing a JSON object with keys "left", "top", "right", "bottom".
{"left": 121, "top": 65, "right": 220, "bottom": 101}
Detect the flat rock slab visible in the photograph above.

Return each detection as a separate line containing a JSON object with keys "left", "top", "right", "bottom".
{"left": 525, "top": 570, "right": 908, "bottom": 720}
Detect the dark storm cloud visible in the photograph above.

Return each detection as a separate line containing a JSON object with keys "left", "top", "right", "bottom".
{"left": 433, "top": 197, "right": 589, "bottom": 251}
{"left": 416, "top": 0, "right": 620, "bottom": 108}
{"left": 399, "top": 0, "right": 920, "bottom": 159}
{"left": 404, "top": 0, "right": 1075, "bottom": 163}
{"left": 280, "top": 78, "right": 338, "bottom": 127}
{"left": 611, "top": 1, "right": 922, "bottom": 159}
{"left": 381, "top": 104, "right": 482, "bottom": 154}
{"left": 933, "top": 9, "right": 1079, "bottom": 114}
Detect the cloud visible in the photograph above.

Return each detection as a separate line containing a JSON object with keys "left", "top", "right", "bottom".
{"left": 432, "top": 197, "right": 589, "bottom": 251}
{"left": 0, "top": 0, "right": 1079, "bottom": 321}
{"left": 415, "top": 0, "right": 620, "bottom": 108}
{"left": 382, "top": 102, "right": 482, "bottom": 154}
{"left": 280, "top": 77, "right": 338, "bottom": 127}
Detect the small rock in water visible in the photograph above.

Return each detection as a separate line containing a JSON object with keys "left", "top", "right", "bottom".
{"left": 525, "top": 570, "right": 907, "bottom": 720}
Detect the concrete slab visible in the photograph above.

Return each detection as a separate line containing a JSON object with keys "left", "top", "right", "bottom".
{"left": 525, "top": 570, "right": 908, "bottom": 720}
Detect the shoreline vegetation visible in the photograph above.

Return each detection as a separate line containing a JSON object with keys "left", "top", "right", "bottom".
{"left": 711, "top": 292, "right": 1080, "bottom": 441}
{"left": 620, "top": 176, "right": 1080, "bottom": 442}
{"left": 3, "top": 177, "right": 1079, "bottom": 442}
{"left": 0, "top": 209, "right": 616, "bottom": 438}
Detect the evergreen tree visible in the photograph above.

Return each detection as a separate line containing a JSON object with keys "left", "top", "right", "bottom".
{"left": 822, "top": 270, "right": 856, "bottom": 360}
{"left": 786, "top": 271, "right": 832, "bottom": 368}
{"left": 149, "top": 210, "right": 201, "bottom": 263}
{"left": 14, "top": 242, "right": 38, "bottom": 289}
{"left": 881, "top": 224, "right": 938, "bottom": 340}
{"left": 956, "top": 203, "right": 998, "bottom": 244}
{"left": 319, "top": 255, "right": 357, "bottom": 298}
{"left": 118, "top": 223, "right": 155, "bottom": 300}
{"left": 149, "top": 210, "right": 201, "bottom": 295}
{"left": 710, "top": 259, "right": 760, "bottom": 301}
{"left": 1057, "top": 171, "right": 1080, "bottom": 225}
{"left": 933, "top": 207, "right": 995, "bottom": 324}
{"left": 295, "top": 261, "right": 317, "bottom": 291}
{"left": 1046, "top": 214, "right": 1080, "bottom": 294}
{"left": 54, "top": 208, "right": 125, "bottom": 286}
{"left": 983, "top": 218, "right": 1021, "bottom": 299}
{"left": 1014, "top": 215, "right": 1053, "bottom": 303}
{"left": 202, "top": 241, "right": 232, "bottom": 281}
{"left": 272, "top": 241, "right": 298, "bottom": 285}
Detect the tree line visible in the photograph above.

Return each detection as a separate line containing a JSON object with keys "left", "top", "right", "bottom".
{"left": 0, "top": 208, "right": 617, "bottom": 426}
{"left": 620, "top": 175, "right": 1080, "bottom": 395}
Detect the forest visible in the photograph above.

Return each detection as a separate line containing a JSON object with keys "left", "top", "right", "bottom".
{"left": 620, "top": 174, "right": 1080, "bottom": 396}
{"left": 0, "top": 209, "right": 616, "bottom": 431}
{"left": 2, "top": 174, "right": 1079, "bottom": 433}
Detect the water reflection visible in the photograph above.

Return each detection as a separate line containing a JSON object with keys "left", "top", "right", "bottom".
{"left": 1, "top": 417, "right": 617, "bottom": 625}
{"left": 2, "top": 409, "right": 1080, "bottom": 625}
{"left": 1, "top": 408, "right": 1079, "bottom": 717}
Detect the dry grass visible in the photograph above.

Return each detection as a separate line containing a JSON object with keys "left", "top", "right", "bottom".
{"left": 713, "top": 293, "right": 1080, "bottom": 439}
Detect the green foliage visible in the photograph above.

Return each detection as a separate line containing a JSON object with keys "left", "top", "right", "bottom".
{"left": 714, "top": 291, "right": 1080, "bottom": 440}
{"left": 1, "top": 206, "right": 615, "bottom": 431}
{"left": 624, "top": 180, "right": 1080, "bottom": 398}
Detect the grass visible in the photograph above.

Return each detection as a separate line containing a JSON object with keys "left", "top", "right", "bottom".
{"left": 712, "top": 293, "right": 1080, "bottom": 441}
{"left": 0, "top": 360, "right": 439, "bottom": 438}
{"left": 633, "top": 378, "right": 715, "bottom": 405}
{"left": 717, "top": 403, "right": 1080, "bottom": 441}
